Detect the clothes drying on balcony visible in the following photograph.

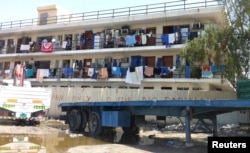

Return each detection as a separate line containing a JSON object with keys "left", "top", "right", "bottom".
{"left": 202, "top": 70, "right": 213, "bottom": 78}
{"left": 20, "top": 44, "right": 30, "bottom": 51}
{"left": 41, "top": 42, "right": 54, "bottom": 52}
{"left": 94, "top": 34, "right": 101, "bottom": 49}
{"left": 36, "top": 69, "right": 49, "bottom": 83}
{"left": 144, "top": 66, "right": 154, "bottom": 77}
{"left": 125, "top": 66, "right": 143, "bottom": 85}
{"left": 160, "top": 67, "right": 169, "bottom": 76}
{"left": 62, "top": 41, "right": 67, "bottom": 49}
{"left": 98, "top": 68, "right": 108, "bottom": 79}
{"left": 62, "top": 68, "right": 74, "bottom": 78}
{"left": 161, "top": 33, "right": 176, "bottom": 48}
{"left": 185, "top": 66, "right": 191, "bottom": 78}
{"left": 25, "top": 69, "right": 34, "bottom": 78}
{"left": 120, "top": 67, "right": 128, "bottom": 78}
{"left": 126, "top": 35, "right": 136, "bottom": 47}
{"left": 112, "top": 67, "right": 121, "bottom": 75}
{"left": 88, "top": 68, "right": 94, "bottom": 77}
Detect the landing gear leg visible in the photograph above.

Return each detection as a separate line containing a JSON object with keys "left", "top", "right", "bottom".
{"left": 211, "top": 116, "right": 218, "bottom": 137}
{"left": 185, "top": 106, "right": 193, "bottom": 147}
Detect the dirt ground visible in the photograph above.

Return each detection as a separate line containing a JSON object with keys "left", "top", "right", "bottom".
{"left": 0, "top": 120, "right": 249, "bottom": 153}
{"left": 66, "top": 132, "right": 209, "bottom": 153}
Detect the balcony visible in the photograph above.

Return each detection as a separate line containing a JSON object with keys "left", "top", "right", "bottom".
{"left": 0, "top": 65, "right": 225, "bottom": 83}
{"left": 0, "top": 30, "right": 204, "bottom": 56}
{"left": 0, "top": 0, "right": 222, "bottom": 31}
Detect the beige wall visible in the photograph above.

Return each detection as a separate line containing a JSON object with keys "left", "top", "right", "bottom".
{"left": 48, "top": 87, "right": 236, "bottom": 117}
{"left": 37, "top": 5, "right": 57, "bottom": 25}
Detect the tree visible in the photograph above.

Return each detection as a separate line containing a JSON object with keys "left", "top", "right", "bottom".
{"left": 180, "top": 0, "right": 250, "bottom": 83}
{"left": 224, "top": 0, "right": 250, "bottom": 79}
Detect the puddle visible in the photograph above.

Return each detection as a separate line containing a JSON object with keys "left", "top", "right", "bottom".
{"left": 0, "top": 128, "right": 155, "bottom": 153}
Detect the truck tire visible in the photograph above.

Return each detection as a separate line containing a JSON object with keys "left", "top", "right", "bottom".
{"left": 88, "top": 111, "right": 102, "bottom": 135}
{"left": 69, "top": 109, "right": 81, "bottom": 132}
{"left": 80, "top": 110, "right": 88, "bottom": 132}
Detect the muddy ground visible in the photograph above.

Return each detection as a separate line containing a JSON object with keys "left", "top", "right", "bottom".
{"left": 0, "top": 120, "right": 249, "bottom": 153}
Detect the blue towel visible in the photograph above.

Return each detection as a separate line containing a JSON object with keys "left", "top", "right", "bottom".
{"left": 161, "top": 34, "right": 170, "bottom": 47}
{"left": 120, "top": 67, "right": 128, "bottom": 78}
{"left": 160, "top": 67, "right": 169, "bottom": 76}
{"left": 185, "top": 66, "right": 191, "bottom": 78}
{"left": 25, "top": 69, "right": 34, "bottom": 77}
{"left": 126, "top": 35, "right": 136, "bottom": 47}
{"left": 112, "top": 67, "right": 121, "bottom": 75}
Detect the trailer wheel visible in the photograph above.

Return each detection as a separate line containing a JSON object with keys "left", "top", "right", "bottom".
{"left": 80, "top": 110, "right": 88, "bottom": 132}
{"left": 88, "top": 111, "right": 102, "bottom": 135}
{"left": 69, "top": 109, "right": 81, "bottom": 132}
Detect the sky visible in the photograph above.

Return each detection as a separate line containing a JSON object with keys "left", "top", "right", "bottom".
{"left": 0, "top": 0, "right": 173, "bottom": 22}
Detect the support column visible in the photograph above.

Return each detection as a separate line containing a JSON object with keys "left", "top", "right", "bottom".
{"left": 185, "top": 106, "right": 194, "bottom": 147}
{"left": 212, "top": 116, "right": 218, "bottom": 137}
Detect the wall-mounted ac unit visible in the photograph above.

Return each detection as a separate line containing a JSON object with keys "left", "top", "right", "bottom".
{"left": 192, "top": 22, "right": 204, "bottom": 30}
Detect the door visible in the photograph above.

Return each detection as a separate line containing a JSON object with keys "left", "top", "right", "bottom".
{"left": 145, "top": 56, "right": 155, "bottom": 78}
{"left": 83, "top": 59, "right": 92, "bottom": 78}
{"left": 146, "top": 27, "right": 156, "bottom": 46}
{"left": 16, "top": 38, "right": 22, "bottom": 53}
{"left": 162, "top": 56, "right": 173, "bottom": 78}
{"left": 163, "top": 26, "right": 174, "bottom": 34}
{"left": 7, "top": 39, "right": 15, "bottom": 53}
{"left": 4, "top": 62, "right": 11, "bottom": 78}
{"left": 145, "top": 56, "right": 155, "bottom": 67}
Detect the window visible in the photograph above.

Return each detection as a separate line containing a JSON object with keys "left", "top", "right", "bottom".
{"left": 192, "top": 87, "right": 202, "bottom": 90}
{"left": 144, "top": 87, "right": 154, "bottom": 89}
{"left": 93, "top": 86, "right": 102, "bottom": 88}
{"left": 161, "top": 87, "right": 172, "bottom": 90}
{"left": 81, "top": 86, "right": 90, "bottom": 88}
{"left": 40, "top": 13, "right": 48, "bottom": 25}
{"left": 129, "top": 87, "right": 139, "bottom": 89}
{"left": 119, "top": 86, "right": 127, "bottom": 89}
{"left": 177, "top": 87, "right": 189, "bottom": 90}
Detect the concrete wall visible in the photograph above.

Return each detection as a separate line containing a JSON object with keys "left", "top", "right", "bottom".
{"left": 217, "top": 110, "right": 250, "bottom": 125}
{"left": 48, "top": 87, "right": 236, "bottom": 117}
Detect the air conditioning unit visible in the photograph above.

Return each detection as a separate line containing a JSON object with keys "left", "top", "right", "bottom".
{"left": 192, "top": 22, "right": 204, "bottom": 30}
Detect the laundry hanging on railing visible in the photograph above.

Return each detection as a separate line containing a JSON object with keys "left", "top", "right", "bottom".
{"left": 41, "top": 42, "right": 54, "bottom": 52}
{"left": 36, "top": 69, "right": 49, "bottom": 83}
{"left": 144, "top": 66, "right": 154, "bottom": 77}
{"left": 126, "top": 35, "right": 136, "bottom": 47}
{"left": 125, "top": 66, "right": 143, "bottom": 85}
{"left": 161, "top": 33, "right": 176, "bottom": 48}
{"left": 20, "top": 44, "right": 30, "bottom": 51}
{"left": 14, "top": 64, "right": 25, "bottom": 86}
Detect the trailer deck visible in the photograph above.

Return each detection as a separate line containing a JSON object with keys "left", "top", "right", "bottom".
{"left": 58, "top": 99, "right": 250, "bottom": 145}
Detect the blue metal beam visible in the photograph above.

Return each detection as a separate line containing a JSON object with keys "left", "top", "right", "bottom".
{"left": 58, "top": 100, "right": 250, "bottom": 108}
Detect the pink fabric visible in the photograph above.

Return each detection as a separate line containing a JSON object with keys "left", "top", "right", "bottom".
{"left": 41, "top": 42, "right": 54, "bottom": 52}
{"left": 144, "top": 67, "right": 154, "bottom": 76}
{"left": 36, "top": 69, "right": 43, "bottom": 83}
{"left": 14, "top": 64, "right": 24, "bottom": 86}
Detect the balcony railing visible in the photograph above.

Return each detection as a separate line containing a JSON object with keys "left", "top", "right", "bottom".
{"left": 0, "top": 0, "right": 222, "bottom": 30}
{"left": 0, "top": 65, "right": 225, "bottom": 82}
{"left": 0, "top": 32, "right": 203, "bottom": 54}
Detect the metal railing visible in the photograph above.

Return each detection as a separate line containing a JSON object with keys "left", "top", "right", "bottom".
{"left": 0, "top": 32, "right": 200, "bottom": 54}
{"left": 0, "top": 0, "right": 222, "bottom": 30}
{"left": 0, "top": 64, "right": 225, "bottom": 81}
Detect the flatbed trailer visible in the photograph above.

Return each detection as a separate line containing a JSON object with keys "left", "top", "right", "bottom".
{"left": 59, "top": 96, "right": 250, "bottom": 145}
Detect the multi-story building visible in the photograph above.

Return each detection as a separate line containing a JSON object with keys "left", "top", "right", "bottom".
{"left": 1, "top": 0, "right": 248, "bottom": 124}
